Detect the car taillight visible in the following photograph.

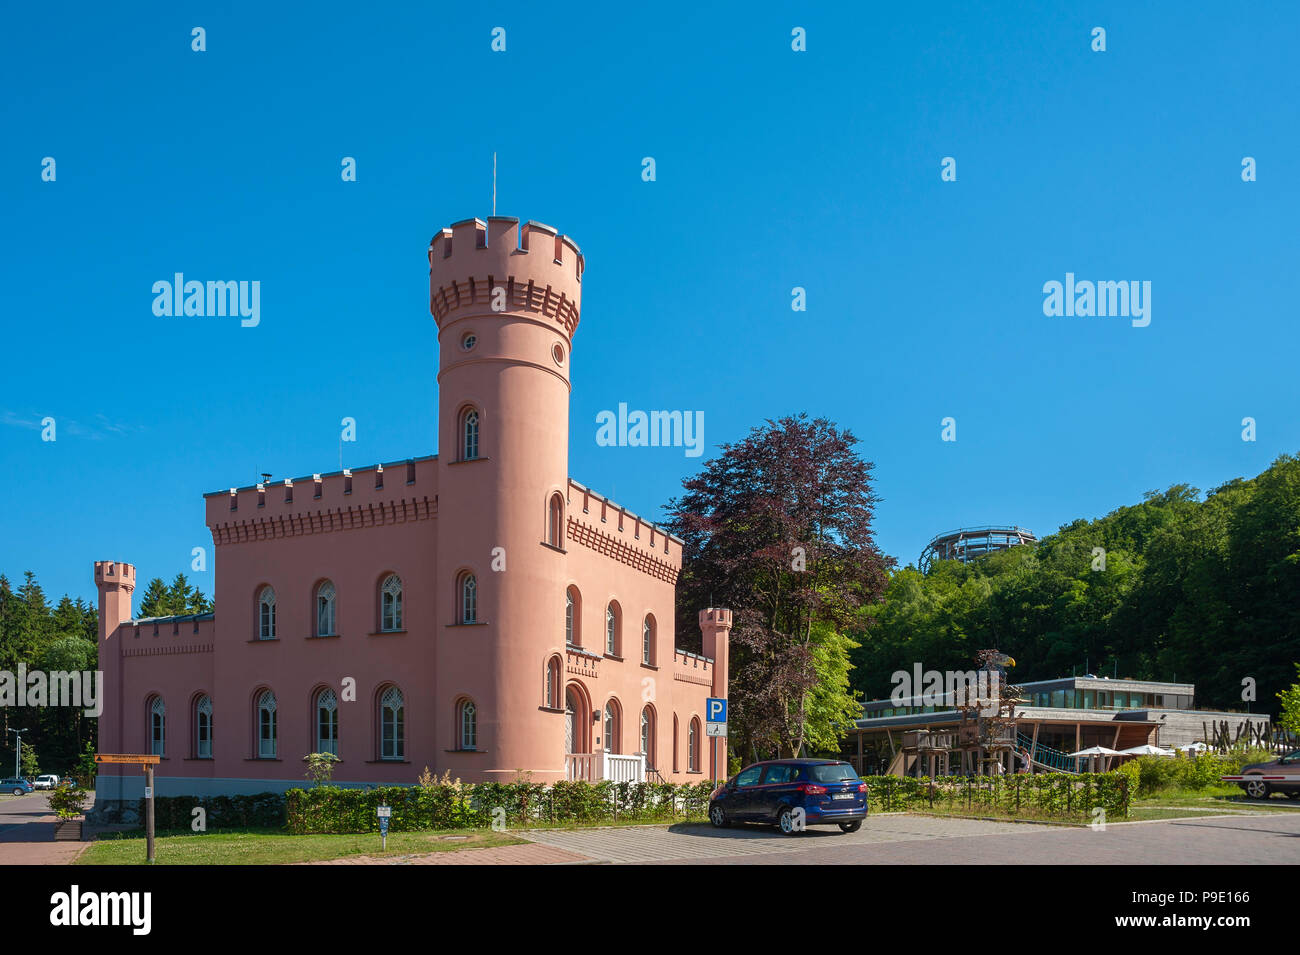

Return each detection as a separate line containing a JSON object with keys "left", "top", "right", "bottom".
{"left": 856, "top": 783, "right": 867, "bottom": 793}
{"left": 798, "top": 783, "right": 828, "bottom": 795}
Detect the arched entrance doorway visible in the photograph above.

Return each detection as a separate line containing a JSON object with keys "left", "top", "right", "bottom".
{"left": 564, "top": 682, "right": 592, "bottom": 780}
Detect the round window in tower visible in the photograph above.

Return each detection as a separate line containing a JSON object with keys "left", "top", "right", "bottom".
{"left": 461, "top": 332, "right": 477, "bottom": 351}
{"left": 552, "top": 342, "right": 565, "bottom": 366}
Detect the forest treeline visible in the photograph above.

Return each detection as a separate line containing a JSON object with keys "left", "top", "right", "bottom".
{"left": 852, "top": 453, "right": 1300, "bottom": 715}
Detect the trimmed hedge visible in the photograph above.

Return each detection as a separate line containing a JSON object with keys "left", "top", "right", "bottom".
{"left": 868, "top": 772, "right": 1130, "bottom": 819}
{"left": 138, "top": 792, "right": 286, "bottom": 831}
{"left": 285, "top": 779, "right": 719, "bottom": 834}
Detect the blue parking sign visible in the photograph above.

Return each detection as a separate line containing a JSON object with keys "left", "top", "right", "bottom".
{"left": 706, "top": 697, "right": 726, "bottom": 723}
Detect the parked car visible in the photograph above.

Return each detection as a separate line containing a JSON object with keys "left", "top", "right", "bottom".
{"left": 709, "top": 759, "right": 868, "bottom": 834}
{"left": 1, "top": 778, "right": 35, "bottom": 795}
{"left": 1224, "top": 750, "right": 1300, "bottom": 800}
{"left": 33, "top": 774, "right": 60, "bottom": 790}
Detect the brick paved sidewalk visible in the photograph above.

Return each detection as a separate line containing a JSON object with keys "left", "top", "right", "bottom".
{"left": 0, "top": 817, "right": 89, "bottom": 865}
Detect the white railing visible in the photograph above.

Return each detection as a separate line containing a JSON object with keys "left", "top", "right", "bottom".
{"left": 566, "top": 753, "right": 597, "bottom": 781}
{"left": 602, "top": 752, "right": 646, "bottom": 784}
{"left": 565, "top": 753, "right": 646, "bottom": 783}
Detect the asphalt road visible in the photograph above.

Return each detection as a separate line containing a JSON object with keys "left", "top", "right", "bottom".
{"left": 0, "top": 793, "right": 51, "bottom": 834}
{"left": 658, "top": 812, "right": 1300, "bottom": 865}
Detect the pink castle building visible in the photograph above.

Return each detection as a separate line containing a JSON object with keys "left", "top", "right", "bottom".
{"left": 92, "top": 217, "right": 730, "bottom": 814}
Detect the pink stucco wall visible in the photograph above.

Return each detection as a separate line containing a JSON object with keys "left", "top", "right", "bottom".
{"left": 95, "top": 217, "right": 728, "bottom": 800}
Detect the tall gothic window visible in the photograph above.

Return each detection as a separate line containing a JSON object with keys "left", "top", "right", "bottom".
{"left": 257, "top": 690, "right": 277, "bottom": 758}
{"left": 604, "top": 700, "right": 620, "bottom": 754}
{"left": 257, "top": 586, "right": 276, "bottom": 639}
{"left": 461, "top": 407, "right": 480, "bottom": 461}
{"left": 316, "top": 688, "right": 339, "bottom": 755}
{"left": 380, "top": 574, "right": 403, "bottom": 631}
{"left": 149, "top": 696, "right": 165, "bottom": 756}
{"left": 688, "top": 717, "right": 700, "bottom": 772}
{"left": 545, "top": 655, "right": 562, "bottom": 709}
{"left": 605, "top": 603, "right": 619, "bottom": 655}
{"left": 380, "top": 686, "right": 404, "bottom": 760}
{"left": 642, "top": 615, "right": 655, "bottom": 665}
{"left": 547, "top": 493, "right": 564, "bottom": 546}
{"left": 459, "top": 699, "right": 477, "bottom": 750}
{"left": 316, "top": 580, "right": 337, "bottom": 637}
{"left": 195, "top": 695, "right": 212, "bottom": 759}
{"left": 565, "top": 588, "right": 578, "bottom": 646}
{"left": 640, "top": 706, "right": 655, "bottom": 767}
{"left": 459, "top": 573, "right": 477, "bottom": 624}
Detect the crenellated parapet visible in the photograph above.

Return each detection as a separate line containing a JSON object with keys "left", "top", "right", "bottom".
{"left": 672, "top": 649, "right": 714, "bottom": 686}
{"left": 94, "top": 560, "right": 136, "bottom": 591}
{"left": 428, "top": 216, "right": 583, "bottom": 336}
{"left": 203, "top": 455, "right": 438, "bottom": 543}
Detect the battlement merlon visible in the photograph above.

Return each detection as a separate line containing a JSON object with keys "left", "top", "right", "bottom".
{"left": 429, "top": 216, "right": 584, "bottom": 336}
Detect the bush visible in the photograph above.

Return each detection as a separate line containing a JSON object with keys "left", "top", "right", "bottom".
{"left": 47, "top": 784, "right": 89, "bottom": 819}
{"left": 138, "top": 792, "right": 286, "bottom": 831}
{"left": 284, "top": 777, "right": 719, "bottom": 835}
{"left": 130, "top": 777, "right": 722, "bottom": 835}
{"left": 867, "top": 772, "right": 1130, "bottom": 819}
{"left": 1116, "top": 747, "right": 1274, "bottom": 797}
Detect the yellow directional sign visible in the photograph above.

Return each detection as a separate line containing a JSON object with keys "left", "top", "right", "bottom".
{"left": 94, "top": 753, "right": 161, "bottom": 765}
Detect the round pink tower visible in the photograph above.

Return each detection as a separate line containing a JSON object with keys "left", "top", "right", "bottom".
{"left": 430, "top": 216, "right": 583, "bottom": 780}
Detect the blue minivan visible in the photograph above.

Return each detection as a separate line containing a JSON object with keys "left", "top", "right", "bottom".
{"left": 708, "top": 759, "right": 868, "bottom": 834}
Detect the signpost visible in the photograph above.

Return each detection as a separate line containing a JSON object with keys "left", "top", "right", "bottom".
{"left": 95, "top": 754, "right": 161, "bottom": 863}
{"left": 706, "top": 698, "right": 727, "bottom": 778}
{"left": 377, "top": 805, "right": 391, "bottom": 851}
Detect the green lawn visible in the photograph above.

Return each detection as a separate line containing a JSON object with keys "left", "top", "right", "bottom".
{"left": 1124, "top": 806, "right": 1240, "bottom": 821}
{"left": 897, "top": 784, "right": 1300, "bottom": 825}
{"left": 1132, "top": 787, "right": 1300, "bottom": 813}
{"left": 78, "top": 827, "right": 525, "bottom": 865}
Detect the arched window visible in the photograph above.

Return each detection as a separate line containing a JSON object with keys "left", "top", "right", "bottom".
{"left": 316, "top": 580, "right": 336, "bottom": 637}
{"left": 149, "top": 696, "right": 165, "bottom": 756}
{"left": 380, "top": 686, "right": 404, "bottom": 759}
{"left": 257, "top": 586, "right": 276, "bottom": 640}
{"left": 315, "top": 688, "right": 338, "bottom": 755}
{"left": 459, "top": 573, "right": 477, "bottom": 624}
{"left": 605, "top": 602, "right": 620, "bottom": 656}
{"left": 194, "top": 695, "right": 212, "bottom": 759}
{"left": 604, "top": 700, "right": 621, "bottom": 754}
{"left": 380, "top": 574, "right": 403, "bottom": 631}
{"left": 461, "top": 407, "right": 480, "bottom": 461}
{"left": 640, "top": 706, "right": 655, "bottom": 768}
{"left": 547, "top": 493, "right": 564, "bottom": 546}
{"left": 257, "top": 690, "right": 277, "bottom": 758}
{"left": 672, "top": 715, "right": 679, "bottom": 773}
{"left": 459, "top": 699, "right": 477, "bottom": 751}
{"left": 565, "top": 587, "right": 580, "bottom": 646}
{"left": 642, "top": 614, "right": 655, "bottom": 665}
{"left": 688, "top": 717, "right": 700, "bottom": 772}
{"left": 545, "top": 656, "right": 562, "bottom": 709}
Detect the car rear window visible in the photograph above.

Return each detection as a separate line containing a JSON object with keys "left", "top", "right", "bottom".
{"left": 808, "top": 764, "right": 859, "bottom": 783}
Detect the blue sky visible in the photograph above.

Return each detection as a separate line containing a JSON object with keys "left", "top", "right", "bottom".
{"left": 2, "top": 2, "right": 1297, "bottom": 609}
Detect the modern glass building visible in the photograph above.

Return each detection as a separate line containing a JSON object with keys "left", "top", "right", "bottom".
{"left": 845, "top": 675, "right": 1269, "bottom": 776}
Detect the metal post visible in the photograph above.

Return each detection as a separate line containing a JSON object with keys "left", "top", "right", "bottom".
{"left": 145, "top": 764, "right": 155, "bottom": 864}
